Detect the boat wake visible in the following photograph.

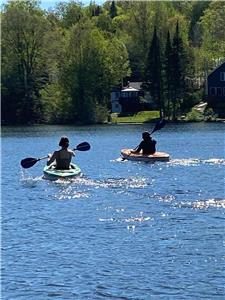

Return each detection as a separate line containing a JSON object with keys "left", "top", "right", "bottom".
{"left": 113, "top": 157, "right": 225, "bottom": 166}
{"left": 173, "top": 198, "right": 225, "bottom": 209}
{"left": 20, "top": 166, "right": 148, "bottom": 191}
{"left": 98, "top": 210, "right": 153, "bottom": 228}
{"left": 70, "top": 176, "right": 148, "bottom": 189}
{"left": 169, "top": 158, "right": 225, "bottom": 166}
{"left": 49, "top": 176, "right": 148, "bottom": 201}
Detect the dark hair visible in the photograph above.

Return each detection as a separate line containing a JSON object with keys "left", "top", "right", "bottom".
{"left": 59, "top": 136, "right": 69, "bottom": 147}
{"left": 142, "top": 131, "right": 151, "bottom": 140}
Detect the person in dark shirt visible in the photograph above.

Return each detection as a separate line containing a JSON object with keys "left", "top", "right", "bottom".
{"left": 131, "top": 131, "right": 156, "bottom": 155}
{"left": 47, "top": 136, "right": 75, "bottom": 169}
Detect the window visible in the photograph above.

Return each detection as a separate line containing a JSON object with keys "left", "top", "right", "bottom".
{"left": 210, "top": 87, "right": 216, "bottom": 96}
{"left": 220, "top": 72, "right": 225, "bottom": 81}
{"left": 223, "top": 87, "right": 225, "bottom": 96}
{"left": 210, "top": 87, "right": 224, "bottom": 96}
{"left": 217, "top": 87, "right": 222, "bottom": 96}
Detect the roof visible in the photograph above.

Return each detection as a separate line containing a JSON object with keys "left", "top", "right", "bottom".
{"left": 208, "top": 60, "right": 225, "bottom": 78}
{"left": 121, "top": 87, "right": 139, "bottom": 92}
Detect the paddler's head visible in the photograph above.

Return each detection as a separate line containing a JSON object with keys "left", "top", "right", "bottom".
{"left": 59, "top": 136, "right": 69, "bottom": 148}
{"left": 142, "top": 131, "right": 151, "bottom": 141}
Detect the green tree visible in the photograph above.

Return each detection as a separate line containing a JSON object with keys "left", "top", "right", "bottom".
{"left": 145, "top": 27, "right": 163, "bottom": 118}
{"left": 95, "top": 13, "right": 115, "bottom": 33}
{"left": 124, "top": 2, "right": 153, "bottom": 80}
{"left": 171, "top": 21, "right": 188, "bottom": 120}
{"left": 59, "top": 20, "right": 130, "bottom": 124}
{"left": 88, "top": 2, "right": 102, "bottom": 17}
{"left": 163, "top": 31, "right": 174, "bottom": 120}
{"left": 199, "top": 1, "right": 225, "bottom": 61}
{"left": 54, "top": 1, "right": 84, "bottom": 28}
{"left": 39, "top": 25, "right": 69, "bottom": 123}
{"left": 109, "top": 1, "right": 117, "bottom": 19}
{"left": 1, "top": 0, "right": 49, "bottom": 124}
{"left": 189, "top": 1, "right": 210, "bottom": 46}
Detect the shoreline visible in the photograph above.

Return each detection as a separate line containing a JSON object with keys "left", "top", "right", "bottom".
{"left": 1, "top": 119, "right": 225, "bottom": 127}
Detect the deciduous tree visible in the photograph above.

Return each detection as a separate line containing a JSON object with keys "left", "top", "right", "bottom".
{"left": 1, "top": 0, "right": 49, "bottom": 124}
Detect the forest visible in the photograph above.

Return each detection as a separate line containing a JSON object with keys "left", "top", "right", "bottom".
{"left": 1, "top": 0, "right": 225, "bottom": 125}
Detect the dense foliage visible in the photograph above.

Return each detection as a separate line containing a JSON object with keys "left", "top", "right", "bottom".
{"left": 1, "top": 0, "right": 225, "bottom": 124}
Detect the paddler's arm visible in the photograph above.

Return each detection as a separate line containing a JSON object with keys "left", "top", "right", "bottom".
{"left": 131, "top": 143, "right": 142, "bottom": 153}
{"left": 69, "top": 149, "right": 75, "bottom": 157}
{"left": 47, "top": 151, "right": 57, "bottom": 166}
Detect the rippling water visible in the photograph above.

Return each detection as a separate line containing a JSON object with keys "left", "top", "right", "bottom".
{"left": 2, "top": 123, "right": 225, "bottom": 299}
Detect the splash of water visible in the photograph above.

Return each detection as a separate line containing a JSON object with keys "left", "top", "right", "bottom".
{"left": 192, "top": 198, "right": 225, "bottom": 209}
{"left": 70, "top": 176, "right": 148, "bottom": 189}
{"left": 99, "top": 211, "right": 153, "bottom": 224}
{"left": 173, "top": 198, "right": 225, "bottom": 210}
{"left": 20, "top": 169, "right": 43, "bottom": 187}
{"left": 169, "top": 158, "right": 225, "bottom": 166}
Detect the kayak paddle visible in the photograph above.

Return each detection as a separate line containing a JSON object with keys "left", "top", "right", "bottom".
{"left": 74, "top": 141, "right": 90, "bottom": 151}
{"left": 20, "top": 141, "right": 91, "bottom": 169}
{"left": 150, "top": 118, "right": 166, "bottom": 135}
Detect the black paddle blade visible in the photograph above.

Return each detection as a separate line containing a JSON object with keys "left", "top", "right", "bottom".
{"left": 20, "top": 157, "right": 38, "bottom": 169}
{"left": 151, "top": 119, "right": 166, "bottom": 134}
{"left": 75, "top": 142, "right": 91, "bottom": 151}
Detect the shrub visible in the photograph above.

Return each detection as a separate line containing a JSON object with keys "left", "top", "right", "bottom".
{"left": 204, "top": 108, "right": 218, "bottom": 121}
{"left": 186, "top": 108, "right": 204, "bottom": 121}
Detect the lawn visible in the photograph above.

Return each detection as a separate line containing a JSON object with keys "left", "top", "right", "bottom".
{"left": 111, "top": 111, "right": 160, "bottom": 123}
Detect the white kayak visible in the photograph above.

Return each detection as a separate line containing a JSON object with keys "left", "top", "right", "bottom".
{"left": 121, "top": 149, "right": 170, "bottom": 162}
{"left": 43, "top": 163, "right": 81, "bottom": 180}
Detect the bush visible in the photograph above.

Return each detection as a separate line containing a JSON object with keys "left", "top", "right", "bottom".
{"left": 204, "top": 108, "right": 218, "bottom": 121}
{"left": 94, "top": 103, "right": 109, "bottom": 123}
{"left": 186, "top": 108, "right": 204, "bottom": 121}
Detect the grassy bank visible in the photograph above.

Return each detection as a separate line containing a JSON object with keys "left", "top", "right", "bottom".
{"left": 111, "top": 111, "right": 160, "bottom": 123}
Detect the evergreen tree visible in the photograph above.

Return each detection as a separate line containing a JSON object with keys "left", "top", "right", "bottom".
{"left": 145, "top": 27, "right": 163, "bottom": 118}
{"left": 163, "top": 30, "right": 173, "bottom": 120}
{"left": 171, "top": 21, "right": 186, "bottom": 120}
{"left": 109, "top": 1, "right": 117, "bottom": 19}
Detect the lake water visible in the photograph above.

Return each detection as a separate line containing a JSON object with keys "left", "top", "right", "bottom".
{"left": 1, "top": 122, "right": 225, "bottom": 300}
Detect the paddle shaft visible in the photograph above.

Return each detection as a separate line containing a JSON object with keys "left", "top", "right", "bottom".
{"left": 38, "top": 155, "right": 49, "bottom": 161}
{"left": 150, "top": 119, "right": 166, "bottom": 135}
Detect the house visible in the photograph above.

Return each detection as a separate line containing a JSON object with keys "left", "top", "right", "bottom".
{"left": 111, "top": 82, "right": 143, "bottom": 114}
{"left": 206, "top": 61, "right": 225, "bottom": 117}
{"left": 111, "top": 87, "right": 122, "bottom": 113}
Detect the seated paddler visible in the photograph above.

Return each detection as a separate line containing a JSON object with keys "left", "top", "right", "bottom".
{"left": 47, "top": 136, "right": 75, "bottom": 169}
{"left": 131, "top": 131, "right": 156, "bottom": 155}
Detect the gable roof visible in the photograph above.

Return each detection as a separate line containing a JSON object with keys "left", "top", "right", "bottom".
{"left": 208, "top": 61, "right": 225, "bottom": 78}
